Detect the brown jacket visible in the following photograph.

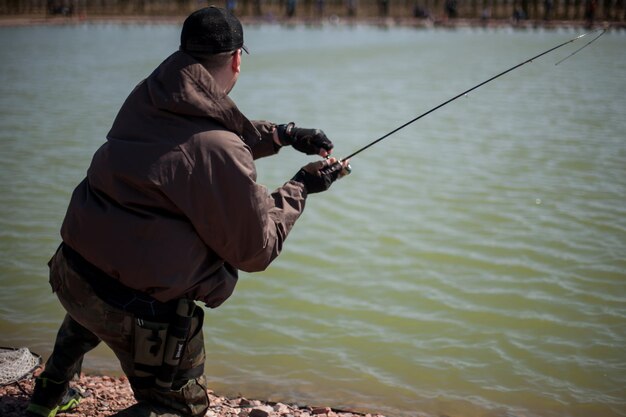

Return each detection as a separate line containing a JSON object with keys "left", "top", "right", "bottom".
{"left": 61, "top": 51, "right": 306, "bottom": 307}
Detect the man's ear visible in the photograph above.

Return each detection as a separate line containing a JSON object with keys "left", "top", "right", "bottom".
{"left": 231, "top": 51, "right": 241, "bottom": 74}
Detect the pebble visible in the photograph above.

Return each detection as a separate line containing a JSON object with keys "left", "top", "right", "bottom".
{"left": 249, "top": 407, "right": 272, "bottom": 417}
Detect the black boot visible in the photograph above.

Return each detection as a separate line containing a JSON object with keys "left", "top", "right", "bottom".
{"left": 25, "top": 377, "right": 81, "bottom": 417}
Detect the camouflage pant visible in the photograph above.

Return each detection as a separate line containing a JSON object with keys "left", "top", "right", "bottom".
{"left": 39, "top": 248, "right": 209, "bottom": 417}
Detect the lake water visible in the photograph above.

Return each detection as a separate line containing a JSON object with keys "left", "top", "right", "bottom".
{"left": 1, "top": 22, "right": 625, "bottom": 417}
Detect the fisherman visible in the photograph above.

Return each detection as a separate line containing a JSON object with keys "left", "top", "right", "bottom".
{"left": 27, "top": 6, "right": 347, "bottom": 417}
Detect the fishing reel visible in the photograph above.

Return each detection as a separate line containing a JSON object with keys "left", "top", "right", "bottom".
{"left": 321, "top": 159, "right": 352, "bottom": 179}
{"left": 337, "top": 160, "right": 352, "bottom": 178}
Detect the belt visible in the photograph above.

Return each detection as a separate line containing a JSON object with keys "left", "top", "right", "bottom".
{"left": 61, "top": 243, "right": 177, "bottom": 320}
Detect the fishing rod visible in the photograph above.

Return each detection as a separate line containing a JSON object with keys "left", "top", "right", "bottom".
{"left": 341, "top": 27, "right": 607, "bottom": 162}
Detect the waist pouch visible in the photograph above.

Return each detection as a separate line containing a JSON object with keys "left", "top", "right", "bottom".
{"left": 133, "top": 318, "right": 169, "bottom": 378}
{"left": 61, "top": 243, "right": 177, "bottom": 320}
{"left": 132, "top": 300, "right": 199, "bottom": 387}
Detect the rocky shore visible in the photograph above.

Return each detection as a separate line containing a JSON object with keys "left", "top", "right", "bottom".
{"left": 0, "top": 374, "right": 387, "bottom": 417}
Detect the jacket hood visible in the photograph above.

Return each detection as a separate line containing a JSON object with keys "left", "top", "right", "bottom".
{"left": 146, "top": 50, "right": 260, "bottom": 143}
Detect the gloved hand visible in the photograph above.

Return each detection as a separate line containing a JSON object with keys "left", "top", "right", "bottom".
{"left": 291, "top": 158, "right": 349, "bottom": 194}
{"left": 276, "top": 122, "right": 334, "bottom": 157}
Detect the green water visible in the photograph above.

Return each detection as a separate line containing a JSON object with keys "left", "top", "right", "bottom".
{"left": 1, "top": 23, "right": 625, "bottom": 417}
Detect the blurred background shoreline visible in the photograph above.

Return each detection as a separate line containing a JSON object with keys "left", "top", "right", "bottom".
{"left": 0, "top": 0, "right": 624, "bottom": 29}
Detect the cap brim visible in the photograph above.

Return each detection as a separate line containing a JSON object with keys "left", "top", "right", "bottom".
{"left": 242, "top": 44, "right": 249, "bottom": 54}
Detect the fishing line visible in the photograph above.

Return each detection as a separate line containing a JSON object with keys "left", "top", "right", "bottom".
{"left": 555, "top": 28, "right": 607, "bottom": 65}
{"left": 341, "top": 27, "right": 607, "bottom": 162}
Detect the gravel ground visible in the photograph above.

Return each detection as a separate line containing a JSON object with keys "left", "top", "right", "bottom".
{"left": 0, "top": 374, "right": 386, "bottom": 417}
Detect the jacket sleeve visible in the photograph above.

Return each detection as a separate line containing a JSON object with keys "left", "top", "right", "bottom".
{"left": 178, "top": 130, "right": 306, "bottom": 273}
{"left": 249, "top": 120, "right": 281, "bottom": 160}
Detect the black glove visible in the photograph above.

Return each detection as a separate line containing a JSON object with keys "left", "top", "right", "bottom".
{"left": 291, "top": 158, "right": 344, "bottom": 194}
{"left": 276, "top": 122, "right": 334, "bottom": 156}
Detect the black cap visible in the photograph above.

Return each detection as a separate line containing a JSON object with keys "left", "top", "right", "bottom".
{"left": 180, "top": 6, "right": 249, "bottom": 55}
